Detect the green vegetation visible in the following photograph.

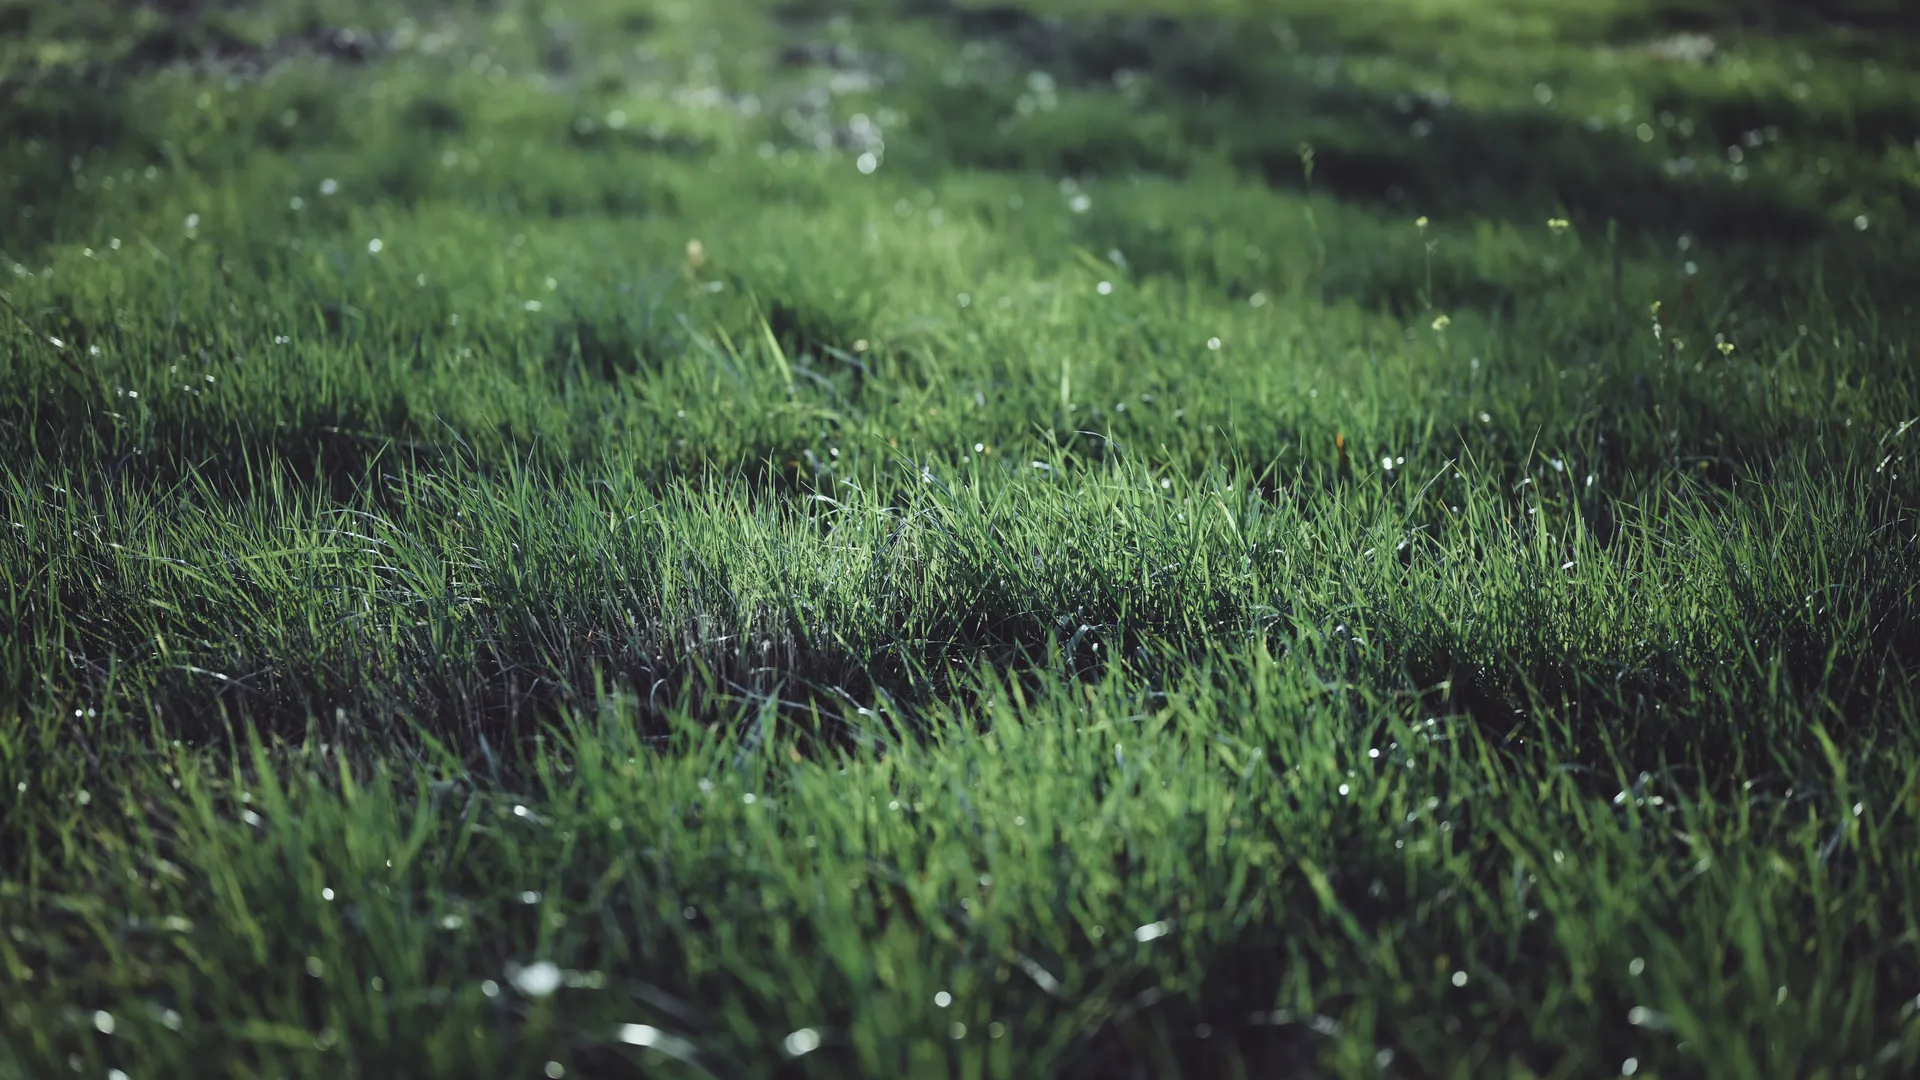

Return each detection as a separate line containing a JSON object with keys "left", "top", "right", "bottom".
{"left": 3, "top": 0, "right": 1918, "bottom": 1076}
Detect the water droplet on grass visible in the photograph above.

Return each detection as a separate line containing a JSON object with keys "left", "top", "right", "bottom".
{"left": 510, "top": 961, "right": 563, "bottom": 998}
{"left": 784, "top": 1028, "right": 821, "bottom": 1056}
{"left": 619, "top": 1023, "right": 659, "bottom": 1046}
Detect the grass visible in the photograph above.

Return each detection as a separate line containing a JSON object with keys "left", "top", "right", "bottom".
{"left": 2, "top": 0, "right": 1919, "bottom": 1076}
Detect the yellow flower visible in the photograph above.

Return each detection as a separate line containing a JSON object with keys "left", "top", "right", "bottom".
{"left": 1717, "top": 340, "right": 1735, "bottom": 356}
{"left": 1547, "top": 218, "right": 1570, "bottom": 234}
{"left": 1416, "top": 216, "right": 1430, "bottom": 230}
{"left": 1431, "top": 314, "right": 1451, "bottom": 332}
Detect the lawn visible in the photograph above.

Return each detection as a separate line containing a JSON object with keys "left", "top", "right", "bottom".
{"left": 2, "top": 0, "right": 1918, "bottom": 1076}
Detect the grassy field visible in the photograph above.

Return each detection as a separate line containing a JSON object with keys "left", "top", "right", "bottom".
{"left": 3, "top": 0, "right": 1919, "bottom": 1076}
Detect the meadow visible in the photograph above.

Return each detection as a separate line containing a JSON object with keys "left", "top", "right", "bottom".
{"left": 2, "top": 0, "right": 1918, "bottom": 1076}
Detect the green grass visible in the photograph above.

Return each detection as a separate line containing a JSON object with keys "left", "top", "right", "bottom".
{"left": 3, "top": 0, "right": 1919, "bottom": 1076}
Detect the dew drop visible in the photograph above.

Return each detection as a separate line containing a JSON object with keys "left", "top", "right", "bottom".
{"left": 783, "top": 1028, "right": 821, "bottom": 1056}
